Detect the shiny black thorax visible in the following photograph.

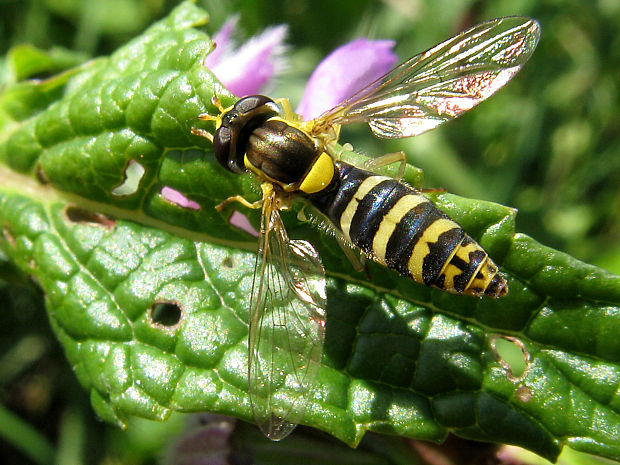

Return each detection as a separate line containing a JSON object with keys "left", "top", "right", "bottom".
{"left": 213, "top": 95, "right": 321, "bottom": 186}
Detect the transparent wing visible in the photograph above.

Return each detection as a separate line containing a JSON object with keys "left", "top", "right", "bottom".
{"left": 309, "top": 17, "right": 540, "bottom": 138}
{"left": 248, "top": 189, "right": 327, "bottom": 441}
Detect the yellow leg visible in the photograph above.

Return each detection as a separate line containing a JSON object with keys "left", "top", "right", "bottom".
{"left": 215, "top": 183, "right": 277, "bottom": 212}
{"left": 215, "top": 195, "right": 263, "bottom": 212}
{"left": 363, "top": 151, "right": 407, "bottom": 180}
{"left": 191, "top": 127, "right": 214, "bottom": 142}
{"left": 209, "top": 94, "right": 227, "bottom": 114}
{"left": 197, "top": 113, "right": 217, "bottom": 122}
{"left": 197, "top": 95, "right": 225, "bottom": 122}
{"left": 193, "top": 95, "right": 232, "bottom": 143}
{"left": 196, "top": 97, "right": 225, "bottom": 123}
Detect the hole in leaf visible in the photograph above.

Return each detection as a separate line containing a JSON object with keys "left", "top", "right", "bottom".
{"left": 516, "top": 385, "right": 532, "bottom": 402}
{"left": 491, "top": 335, "right": 529, "bottom": 380}
{"left": 150, "top": 302, "right": 182, "bottom": 327}
{"left": 111, "top": 159, "right": 145, "bottom": 197}
{"left": 64, "top": 206, "right": 116, "bottom": 228}
{"left": 221, "top": 256, "right": 234, "bottom": 269}
{"left": 35, "top": 164, "right": 50, "bottom": 185}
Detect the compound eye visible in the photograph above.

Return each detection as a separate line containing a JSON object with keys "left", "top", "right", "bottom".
{"left": 213, "top": 126, "right": 232, "bottom": 171}
{"left": 234, "top": 95, "right": 275, "bottom": 115}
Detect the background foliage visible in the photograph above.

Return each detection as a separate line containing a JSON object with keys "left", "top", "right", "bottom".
{"left": 0, "top": 0, "right": 618, "bottom": 464}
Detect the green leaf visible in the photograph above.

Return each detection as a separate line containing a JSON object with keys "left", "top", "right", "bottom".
{"left": 5, "top": 44, "right": 88, "bottom": 82}
{"left": 0, "top": 2, "right": 619, "bottom": 462}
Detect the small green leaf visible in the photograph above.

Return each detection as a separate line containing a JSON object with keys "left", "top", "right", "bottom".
{"left": 0, "top": 2, "right": 619, "bottom": 462}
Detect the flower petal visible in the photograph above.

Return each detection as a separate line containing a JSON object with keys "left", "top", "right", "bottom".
{"left": 296, "top": 38, "right": 397, "bottom": 121}
{"left": 229, "top": 211, "right": 259, "bottom": 237}
{"left": 206, "top": 23, "right": 288, "bottom": 97}
{"left": 161, "top": 187, "right": 201, "bottom": 210}
{"left": 204, "top": 16, "right": 238, "bottom": 68}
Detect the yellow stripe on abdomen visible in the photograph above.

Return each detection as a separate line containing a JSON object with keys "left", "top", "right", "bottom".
{"left": 339, "top": 176, "right": 390, "bottom": 240}
{"left": 372, "top": 194, "right": 428, "bottom": 264}
{"left": 407, "top": 218, "right": 461, "bottom": 283}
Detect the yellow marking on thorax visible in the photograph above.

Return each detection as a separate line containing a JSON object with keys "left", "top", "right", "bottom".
{"left": 407, "top": 218, "right": 461, "bottom": 282}
{"left": 340, "top": 176, "right": 390, "bottom": 240}
{"left": 372, "top": 194, "right": 428, "bottom": 264}
{"left": 244, "top": 154, "right": 261, "bottom": 176}
{"left": 299, "top": 152, "right": 335, "bottom": 194}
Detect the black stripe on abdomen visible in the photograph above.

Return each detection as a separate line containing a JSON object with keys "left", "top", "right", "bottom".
{"left": 311, "top": 162, "right": 369, "bottom": 226}
{"left": 383, "top": 201, "right": 439, "bottom": 275}
{"left": 348, "top": 180, "right": 408, "bottom": 252}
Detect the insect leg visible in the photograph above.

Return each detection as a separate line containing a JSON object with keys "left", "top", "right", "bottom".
{"left": 216, "top": 195, "right": 263, "bottom": 212}
{"left": 193, "top": 95, "right": 230, "bottom": 142}
{"left": 363, "top": 151, "right": 407, "bottom": 180}
{"left": 196, "top": 94, "right": 227, "bottom": 123}
{"left": 191, "top": 126, "right": 214, "bottom": 142}
{"left": 208, "top": 94, "right": 227, "bottom": 114}
{"left": 216, "top": 183, "right": 277, "bottom": 212}
{"left": 325, "top": 142, "right": 354, "bottom": 161}
{"left": 338, "top": 235, "right": 365, "bottom": 272}
{"left": 331, "top": 223, "right": 365, "bottom": 273}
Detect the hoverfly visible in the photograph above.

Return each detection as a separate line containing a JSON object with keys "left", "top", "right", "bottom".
{"left": 192, "top": 17, "right": 540, "bottom": 440}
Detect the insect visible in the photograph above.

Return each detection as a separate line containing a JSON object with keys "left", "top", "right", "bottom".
{"left": 192, "top": 16, "right": 540, "bottom": 440}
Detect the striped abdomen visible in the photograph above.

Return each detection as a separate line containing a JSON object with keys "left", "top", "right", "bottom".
{"left": 310, "top": 162, "right": 507, "bottom": 297}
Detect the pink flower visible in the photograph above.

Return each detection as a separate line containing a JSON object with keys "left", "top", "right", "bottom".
{"left": 296, "top": 38, "right": 397, "bottom": 120}
{"left": 204, "top": 17, "right": 288, "bottom": 97}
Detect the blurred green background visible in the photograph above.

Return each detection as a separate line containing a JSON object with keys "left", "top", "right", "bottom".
{"left": 0, "top": 0, "right": 618, "bottom": 464}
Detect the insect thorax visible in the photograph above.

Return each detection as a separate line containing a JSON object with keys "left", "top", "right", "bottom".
{"left": 245, "top": 119, "right": 320, "bottom": 185}
{"left": 214, "top": 95, "right": 336, "bottom": 195}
